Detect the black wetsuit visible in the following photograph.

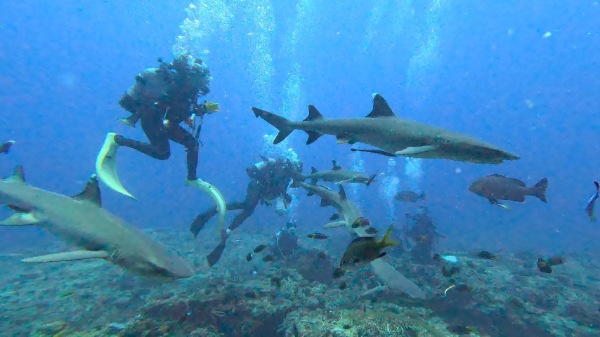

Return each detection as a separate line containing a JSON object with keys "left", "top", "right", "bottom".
{"left": 114, "top": 104, "right": 201, "bottom": 180}
{"left": 190, "top": 157, "right": 301, "bottom": 266}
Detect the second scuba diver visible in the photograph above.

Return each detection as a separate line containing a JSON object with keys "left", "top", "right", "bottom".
{"left": 95, "top": 55, "right": 227, "bottom": 228}
{"left": 190, "top": 156, "right": 303, "bottom": 267}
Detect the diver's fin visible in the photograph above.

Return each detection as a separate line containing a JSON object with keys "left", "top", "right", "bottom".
{"left": 72, "top": 175, "right": 102, "bottom": 207}
{"left": 95, "top": 133, "right": 135, "bottom": 199}
{"left": 395, "top": 145, "right": 437, "bottom": 156}
{"left": 320, "top": 198, "right": 332, "bottom": 207}
{"left": 366, "top": 94, "right": 395, "bottom": 118}
{"left": 206, "top": 230, "right": 229, "bottom": 267}
{"left": 185, "top": 179, "right": 227, "bottom": 233}
{"left": 251, "top": 107, "right": 295, "bottom": 144}
{"left": 6, "top": 165, "right": 25, "bottom": 183}
{"left": 350, "top": 148, "right": 396, "bottom": 157}
{"left": 0, "top": 213, "right": 38, "bottom": 226}
{"left": 324, "top": 221, "right": 346, "bottom": 228}
{"left": 21, "top": 250, "right": 109, "bottom": 263}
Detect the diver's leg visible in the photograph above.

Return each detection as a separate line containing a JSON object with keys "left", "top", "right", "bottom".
{"left": 114, "top": 109, "right": 171, "bottom": 160}
{"left": 205, "top": 181, "right": 261, "bottom": 267}
{"left": 189, "top": 201, "right": 245, "bottom": 238}
{"left": 167, "top": 124, "right": 198, "bottom": 180}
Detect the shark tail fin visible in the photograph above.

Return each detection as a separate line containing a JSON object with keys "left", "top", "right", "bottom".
{"left": 529, "top": 178, "right": 548, "bottom": 203}
{"left": 251, "top": 107, "right": 295, "bottom": 144}
{"left": 379, "top": 225, "right": 398, "bottom": 249}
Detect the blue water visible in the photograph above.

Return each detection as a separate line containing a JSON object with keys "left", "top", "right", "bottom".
{"left": 1, "top": 1, "right": 600, "bottom": 334}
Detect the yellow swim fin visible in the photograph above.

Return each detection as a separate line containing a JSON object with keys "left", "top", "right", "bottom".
{"left": 95, "top": 133, "right": 135, "bottom": 199}
{"left": 185, "top": 178, "right": 227, "bottom": 232}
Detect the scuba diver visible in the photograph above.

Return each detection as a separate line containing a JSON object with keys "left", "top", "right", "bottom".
{"left": 95, "top": 55, "right": 227, "bottom": 227}
{"left": 405, "top": 206, "right": 445, "bottom": 264}
{"left": 190, "top": 156, "right": 303, "bottom": 267}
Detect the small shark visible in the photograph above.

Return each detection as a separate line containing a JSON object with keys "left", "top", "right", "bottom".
{"left": 0, "top": 166, "right": 193, "bottom": 280}
{"left": 297, "top": 160, "right": 378, "bottom": 186}
{"left": 291, "top": 180, "right": 426, "bottom": 299}
{"left": 252, "top": 93, "right": 520, "bottom": 164}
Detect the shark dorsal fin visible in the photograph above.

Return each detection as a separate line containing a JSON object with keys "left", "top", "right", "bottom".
{"left": 73, "top": 175, "right": 102, "bottom": 207}
{"left": 304, "top": 105, "right": 324, "bottom": 121}
{"left": 6, "top": 165, "right": 25, "bottom": 183}
{"left": 339, "top": 185, "right": 347, "bottom": 200}
{"left": 311, "top": 167, "right": 318, "bottom": 174}
{"left": 332, "top": 160, "right": 342, "bottom": 170}
{"left": 366, "top": 94, "right": 395, "bottom": 118}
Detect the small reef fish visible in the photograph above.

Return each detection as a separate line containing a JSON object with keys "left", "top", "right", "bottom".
{"left": 365, "top": 227, "right": 379, "bottom": 234}
{"left": 307, "top": 233, "right": 329, "bottom": 240}
{"left": 547, "top": 256, "right": 566, "bottom": 266}
{"left": 586, "top": 181, "right": 599, "bottom": 222}
{"left": 442, "top": 265, "right": 460, "bottom": 277}
{"left": 537, "top": 258, "right": 552, "bottom": 273}
{"left": 332, "top": 267, "right": 346, "bottom": 279}
{"left": 262, "top": 255, "right": 277, "bottom": 262}
{"left": 246, "top": 253, "right": 253, "bottom": 262}
{"left": 394, "top": 191, "right": 425, "bottom": 203}
{"left": 253, "top": 244, "right": 268, "bottom": 253}
{"left": 340, "top": 225, "right": 397, "bottom": 268}
{"left": 351, "top": 217, "right": 370, "bottom": 228}
{"left": 477, "top": 251, "right": 497, "bottom": 260}
{"left": 0, "top": 140, "right": 15, "bottom": 154}
{"left": 329, "top": 213, "right": 340, "bottom": 221}
{"left": 338, "top": 281, "right": 348, "bottom": 290}
{"left": 469, "top": 174, "right": 548, "bottom": 210}
{"left": 450, "top": 325, "right": 479, "bottom": 335}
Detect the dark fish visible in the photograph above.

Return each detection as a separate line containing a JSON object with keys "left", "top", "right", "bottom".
{"left": 456, "top": 284, "right": 472, "bottom": 292}
{"left": 0, "top": 140, "right": 15, "bottom": 154}
{"left": 365, "top": 227, "right": 379, "bottom": 234}
{"left": 450, "top": 325, "right": 478, "bottom": 335}
{"left": 339, "top": 281, "right": 348, "bottom": 290}
{"left": 307, "top": 233, "right": 329, "bottom": 240}
{"left": 586, "top": 181, "right": 599, "bottom": 222}
{"left": 537, "top": 258, "right": 552, "bottom": 273}
{"left": 394, "top": 191, "right": 425, "bottom": 203}
{"left": 317, "top": 251, "right": 327, "bottom": 259}
{"left": 329, "top": 213, "right": 340, "bottom": 221}
{"left": 246, "top": 253, "right": 253, "bottom": 262}
{"left": 477, "top": 251, "right": 497, "bottom": 260}
{"left": 442, "top": 265, "right": 461, "bottom": 277}
{"left": 340, "top": 225, "right": 397, "bottom": 268}
{"left": 433, "top": 254, "right": 443, "bottom": 262}
{"left": 332, "top": 267, "right": 346, "bottom": 279}
{"left": 469, "top": 174, "right": 548, "bottom": 209}
{"left": 254, "top": 244, "right": 268, "bottom": 253}
{"left": 263, "top": 255, "right": 277, "bottom": 262}
{"left": 351, "top": 217, "right": 370, "bottom": 228}
{"left": 548, "top": 256, "right": 566, "bottom": 266}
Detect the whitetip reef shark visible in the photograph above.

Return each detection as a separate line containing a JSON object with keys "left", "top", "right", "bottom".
{"left": 292, "top": 180, "right": 426, "bottom": 299}
{"left": 297, "top": 160, "right": 378, "bottom": 186}
{"left": 0, "top": 166, "right": 194, "bottom": 281}
{"left": 252, "top": 93, "right": 520, "bottom": 164}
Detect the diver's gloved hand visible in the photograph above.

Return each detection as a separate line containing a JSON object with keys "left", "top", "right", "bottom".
{"left": 204, "top": 101, "right": 220, "bottom": 114}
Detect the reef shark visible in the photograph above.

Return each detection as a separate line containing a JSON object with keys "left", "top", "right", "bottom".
{"left": 292, "top": 180, "right": 426, "bottom": 299}
{"left": 253, "top": 93, "right": 520, "bottom": 164}
{"left": 297, "top": 160, "right": 378, "bottom": 186}
{"left": 0, "top": 166, "right": 194, "bottom": 280}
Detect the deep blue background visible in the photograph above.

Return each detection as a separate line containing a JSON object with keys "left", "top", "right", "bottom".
{"left": 1, "top": 1, "right": 599, "bottom": 254}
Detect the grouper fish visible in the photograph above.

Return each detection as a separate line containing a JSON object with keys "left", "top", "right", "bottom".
{"left": 469, "top": 174, "right": 548, "bottom": 210}
{"left": 0, "top": 166, "right": 193, "bottom": 280}
{"left": 252, "top": 93, "right": 520, "bottom": 164}
{"left": 297, "top": 160, "right": 377, "bottom": 186}
{"left": 291, "top": 180, "right": 426, "bottom": 299}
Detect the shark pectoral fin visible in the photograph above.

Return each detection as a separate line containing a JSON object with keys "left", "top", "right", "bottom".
{"left": 350, "top": 148, "right": 396, "bottom": 157}
{"left": 395, "top": 145, "right": 437, "bottom": 156}
{"left": 185, "top": 179, "right": 227, "bottom": 233}
{"left": 21, "top": 250, "right": 109, "bottom": 263}
{"left": 336, "top": 134, "right": 354, "bottom": 144}
{"left": 320, "top": 198, "right": 332, "bottom": 207}
{"left": 306, "top": 131, "right": 323, "bottom": 145}
{"left": 0, "top": 213, "right": 38, "bottom": 226}
{"left": 95, "top": 133, "right": 135, "bottom": 199}
{"left": 324, "top": 221, "right": 346, "bottom": 228}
